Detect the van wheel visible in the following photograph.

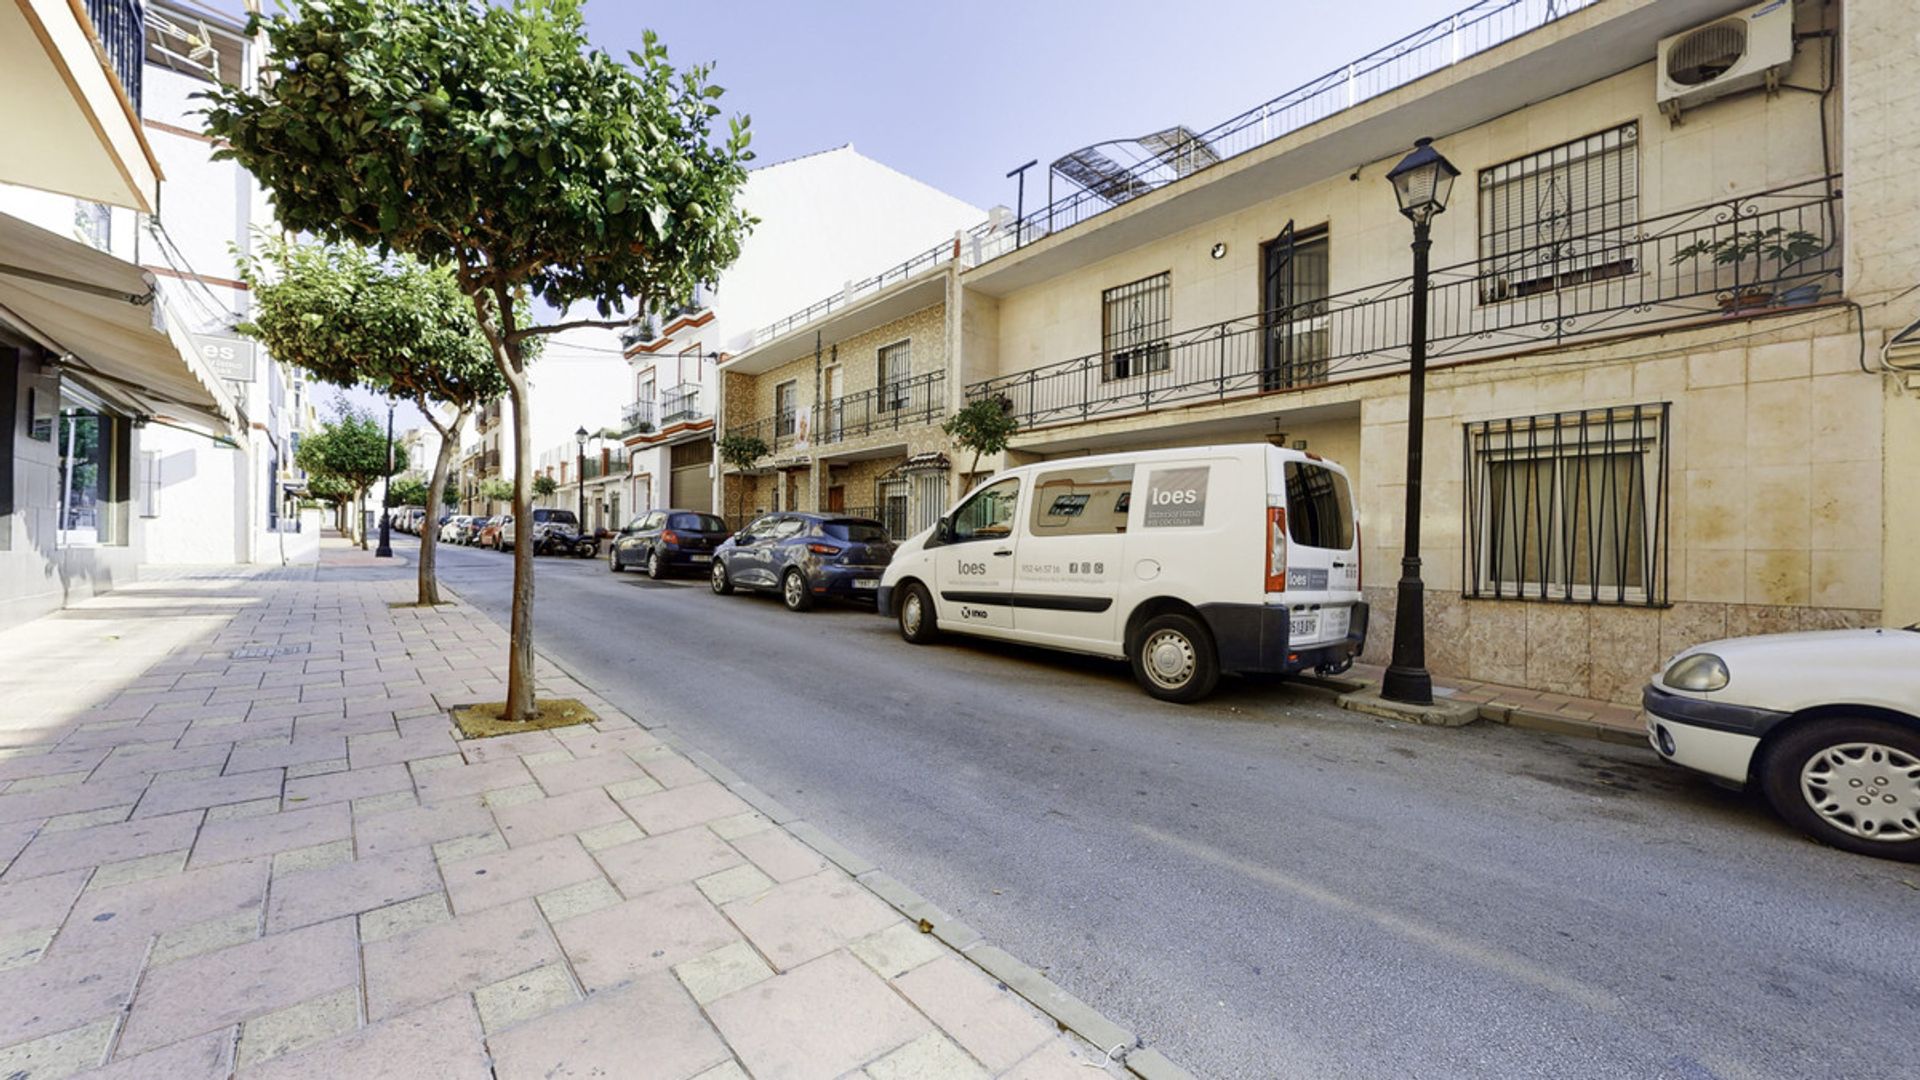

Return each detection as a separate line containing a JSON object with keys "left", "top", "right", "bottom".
{"left": 782, "top": 569, "right": 814, "bottom": 612}
{"left": 897, "top": 582, "right": 940, "bottom": 644}
{"left": 1760, "top": 718, "right": 1920, "bottom": 862}
{"left": 710, "top": 560, "right": 733, "bottom": 595}
{"left": 1131, "top": 614, "right": 1220, "bottom": 703}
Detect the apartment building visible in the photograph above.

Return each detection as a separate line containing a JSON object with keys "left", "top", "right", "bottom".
{"left": 730, "top": 0, "right": 1920, "bottom": 705}
{"left": 621, "top": 145, "right": 981, "bottom": 527}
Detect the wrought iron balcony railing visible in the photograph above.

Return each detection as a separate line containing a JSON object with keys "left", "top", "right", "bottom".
{"left": 623, "top": 399, "right": 656, "bottom": 435}
{"left": 661, "top": 383, "right": 705, "bottom": 425}
{"left": 968, "top": 179, "right": 1843, "bottom": 430}
{"left": 84, "top": 0, "right": 145, "bottom": 115}
{"left": 815, "top": 371, "right": 945, "bottom": 446}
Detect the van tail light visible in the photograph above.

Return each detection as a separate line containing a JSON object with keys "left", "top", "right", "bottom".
{"left": 1266, "top": 505, "right": 1287, "bottom": 593}
{"left": 662, "top": 530, "right": 680, "bottom": 545}
{"left": 806, "top": 543, "right": 841, "bottom": 556}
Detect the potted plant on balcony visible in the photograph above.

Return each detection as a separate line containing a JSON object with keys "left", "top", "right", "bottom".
{"left": 1669, "top": 226, "right": 1825, "bottom": 314}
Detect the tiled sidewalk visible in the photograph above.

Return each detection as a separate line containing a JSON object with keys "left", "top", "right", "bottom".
{"left": 0, "top": 547, "right": 1124, "bottom": 1079}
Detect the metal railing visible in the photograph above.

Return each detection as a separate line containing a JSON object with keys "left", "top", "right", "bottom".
{"left": 581, "top": 449, "right": 628, "bottom": 482}
{"left": 816, "top": 371, "right": 945, "bottom": 446}
{"left": 661, "top": 383, "right": 705, "bottom": 425}
{"left": 623, "top": 399, "right": 656, "bottom": 435}
{"left": 84, "top": 0, "right": 144, "bottom": 114}
{"left": 969, "top": 179, "right": 1843, "bottom": 429}
{"left": 745, "top": 238, "right": 956, "bottom": 350}
{"left": 968, "top": 0, "right": 1597, "bottom": 262}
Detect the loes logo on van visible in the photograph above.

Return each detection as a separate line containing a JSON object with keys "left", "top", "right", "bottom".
{"left": 1143, "top": 467, "right": 1209, "bottom": 528}
{"left": 956, "top": 561, "right": 988, "bottom": 576}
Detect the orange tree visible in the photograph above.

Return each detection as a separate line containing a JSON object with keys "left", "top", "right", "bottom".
{"left": 207, "top": 0, "right": 753, "bottom": 720}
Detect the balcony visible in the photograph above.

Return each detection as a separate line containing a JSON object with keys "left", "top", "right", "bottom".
{"left": 816, "top": 371, "right": 945, "bottom": 447}
{"left": 84, "top": 0, "right": 142, "bottom": 114}
{"left": 969, "top": 179, "right": 1843, "bottom": 430}
{"left": 581, "top": 449, "right": 627, "bottom": 482}
{"left": 2, "top": 0, "right": 159, "bottom": 209}
{"left": 623, "top": 398, "right": 656, "bottom": 435}
{"left": 660, "top": 383, "right": 706, "bottom": 426}
{"left": 745, "top": 239, "right": 956, "bottom": 351}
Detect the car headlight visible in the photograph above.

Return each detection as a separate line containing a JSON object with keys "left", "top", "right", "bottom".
{"left": 1664, "top": 652, "right": 1729, "bottom": 692}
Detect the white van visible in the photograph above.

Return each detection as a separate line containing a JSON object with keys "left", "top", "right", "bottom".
{"left": 877, "top": 444, "right": 1366, "bottom": 702}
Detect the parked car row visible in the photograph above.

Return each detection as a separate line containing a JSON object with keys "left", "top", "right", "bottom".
{"left": 427, "top": 509, "right": 597, "bottom": 556}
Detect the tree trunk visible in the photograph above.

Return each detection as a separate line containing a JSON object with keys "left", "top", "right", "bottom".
{"left": 417, "top": 402, "right": 470, "bottom": 607}
{"left": 355, "top": 487, "right": 368, "bottom": 548}
{"left": 502, "top": 355, "right": 536, "bottom": 721}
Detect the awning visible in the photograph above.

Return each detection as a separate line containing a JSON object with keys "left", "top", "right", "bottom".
{"left": 0, "top": 212, "right": 238, "bottom": 435}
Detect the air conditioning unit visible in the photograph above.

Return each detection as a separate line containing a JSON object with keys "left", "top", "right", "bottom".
{"left": 1655, "top": 0, "right": 1795, "bottom": 122}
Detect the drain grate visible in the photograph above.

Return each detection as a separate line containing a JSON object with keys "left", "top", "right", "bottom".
{"left": 230, "top": 643, "right": 312, "bottom": 661}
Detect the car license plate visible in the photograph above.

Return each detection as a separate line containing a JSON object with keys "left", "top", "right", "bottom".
{"left": 690, "top": 554, "right": 711, "bottom": 563}
{"left": 1322, "top": 606, "right": 1349, "bottom": 641}
{"left": 1289, "top": 610, "right": 1319, "bottom": 640}
{"left": 854, "top": 579, "right": 878, "bottom": 590}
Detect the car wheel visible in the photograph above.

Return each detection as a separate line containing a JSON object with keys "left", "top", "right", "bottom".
{"left": 897, "top": 581, "right": 941, "bottom": 644}
{"left": 609, "top": 546, "right": 622, "bottom": 573}
{"left": 1760, "top": 718, "right": 1920, "bottom": 861}
{"left": 646, "top": 549, "right": 665, "bottom": 580}
{"left": 1130, "top": 613, "right": 1220, "bottom": 704}
{"left": 710, "top": 559, "right": 733, "bottom": 595}
{"left": 781, "top": 568, "right": 814, "bottom": 612}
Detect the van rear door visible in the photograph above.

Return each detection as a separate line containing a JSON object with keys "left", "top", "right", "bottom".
{"left": 1272, "top": 457, "right": 1361, "bottom": 645}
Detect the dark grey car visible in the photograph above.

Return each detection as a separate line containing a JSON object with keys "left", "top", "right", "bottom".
{"left": 708, "top": 513, "right": 893, "bottom": 612}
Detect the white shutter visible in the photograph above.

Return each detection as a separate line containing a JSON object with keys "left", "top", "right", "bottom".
{"left": 1479, "top": 123, "right": 1638, "bottom": 289}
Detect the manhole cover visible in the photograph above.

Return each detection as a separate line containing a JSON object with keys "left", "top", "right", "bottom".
{"left": 230, "top": 643, "right": 312, "bottom": 661}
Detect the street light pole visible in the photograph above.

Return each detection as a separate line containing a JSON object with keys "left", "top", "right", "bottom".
{"left": 375, "top": 396, "right": 396, "bottom": 558}
{"left": 1380, "top": 137, "right": 1458, "bottom": 706}
{"left": 574, "top": 426, "right": 589, "bottom": 533}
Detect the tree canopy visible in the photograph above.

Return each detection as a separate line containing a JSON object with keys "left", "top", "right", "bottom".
{"left": 942, "top": 397, "right": 1020, "bottom": 479}
{"left": 296, "top": 404, "right": 407, "bottom": 496}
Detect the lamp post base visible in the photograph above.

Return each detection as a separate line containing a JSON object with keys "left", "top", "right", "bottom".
{"left": 374, "top": 517, "right": 393, "bottom": 558}
{"left": 1379, "top": 569, "right": 1432, "bottom": 706}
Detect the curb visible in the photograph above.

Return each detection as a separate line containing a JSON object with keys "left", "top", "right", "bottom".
{"left": 434, "top": 577, "right": 1188, "bottom": 1080}
{"left": 1296, "top": 674, "right": 1647, "bottom": 749}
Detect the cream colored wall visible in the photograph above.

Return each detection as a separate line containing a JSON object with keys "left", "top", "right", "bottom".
{"left": 743, "top": 303, "right": 948, "bottom": 421}
{"left": 979, "top": 16, "right": 1835, "bottom": 381}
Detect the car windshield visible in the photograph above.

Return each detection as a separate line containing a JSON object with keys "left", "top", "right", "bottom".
{"left": 822, "top": 520, "right": 887, "bottom": 542}
{"left": 533, "top": 509, "right": 577, "bottom": 525}
{"left": 668, "top": 513, "right": 726, "bottom": 532}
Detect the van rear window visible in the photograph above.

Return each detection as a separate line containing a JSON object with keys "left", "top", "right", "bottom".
{"left": 1285, "top": 463, "right": 1354, "bottom": 550}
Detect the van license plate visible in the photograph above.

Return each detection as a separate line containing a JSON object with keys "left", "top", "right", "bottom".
{"left": 1323, "top": 606, "right": 1349, "bottom": 641}
{"left": 854, "top": 579, "right": 878, "bottom": 589}
{"left": 1289, "top": 610, "right": 1319, "bottom": 640}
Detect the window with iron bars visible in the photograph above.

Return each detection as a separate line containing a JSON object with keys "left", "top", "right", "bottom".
{"left": 877, "top": 340, "right": 911, "bottom": 413}
{"left": 774, "top": 380, "right": 797, "bottom": 437}
{"left": 1464, "top": 403, "right": 1670, "bottom": 606}
{"left": 1479, "top": 122, "right": 1639, "bottom": 303}
{"left": 1102, "top": 272, "right": 1170, "bottom": 381}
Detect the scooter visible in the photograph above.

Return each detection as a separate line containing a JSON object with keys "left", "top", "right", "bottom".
{"left": 536, "top": 525, "right": 598, "bottom": 559}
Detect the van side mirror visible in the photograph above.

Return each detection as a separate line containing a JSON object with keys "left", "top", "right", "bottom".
{"left": 929, "top": 516, "right": 951, "bottom": 547}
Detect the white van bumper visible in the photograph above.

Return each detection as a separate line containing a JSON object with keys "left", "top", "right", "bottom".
{"left": 1197, "top": 602, "right": 1368, "bottom": 676}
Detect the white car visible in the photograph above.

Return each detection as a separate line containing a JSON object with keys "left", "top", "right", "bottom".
{"left": 1643, "top": 627, "right": 1920, "bottom": 860}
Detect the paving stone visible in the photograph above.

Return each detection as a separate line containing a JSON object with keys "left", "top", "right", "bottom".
{"left": 267, "top": 847, "right": 440, "bottom": 932}
{"left": 57, "top": 856, "right": 267, "bottom": 957}
{"left": 88, "top": 849, "right": 189, "bottom": 890}
{"left": 353, "top": 797, "right": 492, "bottom": 858}
{"left": 865, "top": 1031, "right": 991, "bottom": 1080}
{"left": 707, "top": 812, "right": 774, "bottom": 841}
{"left": 708, "top": 950, "right": 931, "bottom": 1080}
{"left": 0, "top": 819, "right": 39, "bottom": 871}
{"left": 10, "top": 770, "right": 97, "bottom": 792}
{"left": 152, "top": 764, "right": 224, "bottom": 784}
{"left": 240, "top": 996, "right": 490, "bottom": 1080}
{"left": 0, "top": 927, "right": 57, "bottom": 971}
{"left": 595, "top": 825, "right": 742, "bottom": 900}
{"left": 432, "top": 832, "right": 506, "bottom": 866}
{"left": 81, "top": 1028, "right": 231, "bottom": 1080}
{"left": 552, "top": 884, "right": 741, "bottom": 991}
{"left": 206, "top": 796, "right": 282, "bottom": 823}
{"left": 893, "top": 954, "right": 1054, "bottom": 1072}
{"left": 731, "top": 826, "right": 831, "bottom": 883}
{"left": 0, "top": 776, "right": 150, "bottom": 826}
{"left": 697, "top": 864, "right": 774, "bottom": 906}
{"left": 178, "top": 718, "right": 289, "bottom": 749}
{"left": 223, "top": 736, "right": 346, "bottom": 777}
{"left": 271, "top": 839, "right": 353, "bottom": 877}
{"left": 94, "top": 743, "right": 233, "bottom": 780}
{"left": 456, "top": 731, "right": 564, "bottom": 765}
{"left": 60, "top": 720, "right": 189, "bottom": 749}
{"left": 617, "top": 781, "right": 750, "bottom": 835}
{"left": 235, "top": 986, "right": 360, "bottom": 1069}
{"left": 0, "top": 749, "right": 105, "bottom": 784}
{"left": 4, "top": 810, "right": 201, "bottom": 882}
{"left": 488, "top": 971, "right": 729, "bottom": 1080}
{"left": 347, "top": 730, "right": 458, "bottom": 769}
{"left": 673, "top": 940, "right": 775, "bottom": 1005}
{"left": 492, "top": 788, "right": 626, "bottom": 848}
{"left": 413, "top": 758, "right": 534, "bottom": 804}
{"left": 638, "top": 750, "right": 709, "bottom": 789}
{"left": 358, "top": 892, "right": 452, "bottom": 944}
{"left": 191, "top": 803, "right": 350, "bottom": 867}
{"left": 723, "top": 871, "right": 901, "bottom": 972}
{"left": 0, "top": 869, "right": 90, "bottom": 940}
{"left": 525, "top": 752, "right": 647, "bottom": 798}
{"left": 603, "top": 775, "right": 663, "bottom": 801}
{"left": 350, "top": 791, "right": 418, "bottom": 818}
{"left": 519, "top": 749, "right": 572, "bottom": 767}
{"left": 691, "top": 1063, "right": 751, "bottom": 1080}
{"left": 362, "top": 900, "right": 559, "bottom": 1020}
{"left": 0, "top": 1016, "right": 116, "bottom": 1079}
{"left": 285, "top": 758, "right": 348, "bottom": 780}
{"left": 481, "top": 783, "right": 544, "bottom": 810}
{"left": 283, "top": 763, "right": 411, "bottom": 809}
{"left": 575, "top": 819, "right": 643, "bottom": 852}
{"left": 999, "top": 1039, "right": 1111, "bottom": 1080}
{"left": 118, "top": 917, "right": 359, "bottom": 1056}
{"left": 149, "top": 908, "right": 260, "bottom": 967}
{"left": 0, "top": 945, "right": 142, "bottom": 1046}
{"left": 133, "top": 770, "right": 282, "bottom": 819}
{"left": 552, "top": 726, "right": 659, "bottom": 758}
{"left": 443, "top": 835, "right": 600, "bottom": 914}
{"left": 472, "top": 963, "right": 577, "bottom": 1034}
{"left": 406, "top": 753, "right": 464, "bottom": 776}
{"left": 535, "top": 878, "right": 622, "bottom": 924}
{"left": 850, "top": 922, "right": 951, "bottom": 980}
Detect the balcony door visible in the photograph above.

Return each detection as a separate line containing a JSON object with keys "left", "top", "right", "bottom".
{"left": 824, "top": 365, "right": 843, "bottom": 441}
{"left": 1261, "top": 222, "right": 1330, "bottom": 391}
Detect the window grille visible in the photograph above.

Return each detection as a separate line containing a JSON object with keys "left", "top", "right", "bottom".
{"left": 1102, "top": 272, "right": 1170, "bottom": 380}
{"left": 1464, "top": 403, "right": 1669, "bottom": 605}
{"left": 910, "top": 472, "right": 946, "bottom": 535}
{"left": 1479, "top": 123, "right": 1639, "bottom": 302}
{"left": 878, "top": 341, "right": 911, "bottom": 413}
{"left": 774, "top": 381, "right": 797, "bottom": 437}
{"left": 879, "top": 478, "right": 910, "bottom": 539}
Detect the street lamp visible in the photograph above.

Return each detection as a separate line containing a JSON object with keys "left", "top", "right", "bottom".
{"left": 574, "top": 426, "right": 589, "bottom": 532}
{"left": 1379, "top": 137, "right": 1458, "bottom": 706}
{"left": 374, "top": 394, "right": 397, "bottom": 558}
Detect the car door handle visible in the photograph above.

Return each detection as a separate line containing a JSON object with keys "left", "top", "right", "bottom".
{"left": 992, "top": 549, "right": 1012, "bottom": 557}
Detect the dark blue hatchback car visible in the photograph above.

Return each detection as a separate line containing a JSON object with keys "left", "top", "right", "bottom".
{"left": 608, "top": 510, "right": 731, "bottom": 578}
{"left": 709, "top": 512, "right": 894, "bottom": 611}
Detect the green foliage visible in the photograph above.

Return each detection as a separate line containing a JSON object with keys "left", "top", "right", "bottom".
{"left": 238, "top": 237, "right": 506, "bottom": 409}
{"left": 478, "top": 477, "right": 515, "bottom": 502}
{"left": 305, "top": 472, "right": 353, "bottom": 506}
{"left": 941, "top": 397, "right": 1019, "bottom": 477}
{"left": 204, "top": 0, "right": 755, "bottom": 323}
{"left": 389, "top": 476, "right": 430, "bottom": 507}
{"left": 1670, "top": 227, "right": 1824, "bottom": 276}
{"left": 443, "top": 478, "right": 459, "bottom": 506}
{"left": 532, "top": 474, "right": 558, "bottom": 498}
{"left": 296, "top": 403, "right": 408, "bottom": 496}
{"left": 717, "top": 431, "right": 768, "bottom": 472}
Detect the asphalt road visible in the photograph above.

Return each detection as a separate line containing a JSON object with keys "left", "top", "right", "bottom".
{"left": 418, "top": 536, "right": 1919, "bottom": 1080}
